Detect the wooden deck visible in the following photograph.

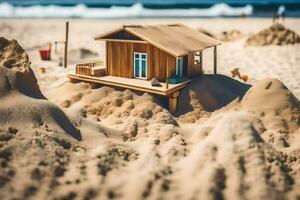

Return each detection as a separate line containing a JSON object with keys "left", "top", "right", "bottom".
{"left": 67, "top": 73, "right": 191, "bottom": 96}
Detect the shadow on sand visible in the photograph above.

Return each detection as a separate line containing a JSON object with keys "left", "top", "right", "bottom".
{"left": 175, "top": 74, "right": 252, "bottom": 116}
{"left": 50, "top": 107, "right": 82, "bottom": 141}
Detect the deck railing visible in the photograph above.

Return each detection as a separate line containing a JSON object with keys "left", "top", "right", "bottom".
{"left": 75, "top": 60, "right": 106, "bottom": 77}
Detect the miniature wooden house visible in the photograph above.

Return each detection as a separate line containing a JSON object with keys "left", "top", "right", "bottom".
{"left": 94, "top": 24, "right": 220, "bottom": 82}
{"left": 68, "top": 24, "right": 221, "bottom": 112}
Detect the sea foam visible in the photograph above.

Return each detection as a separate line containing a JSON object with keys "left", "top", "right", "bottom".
{"left": 0, "top": 2, "right": 253, "bottom": 18}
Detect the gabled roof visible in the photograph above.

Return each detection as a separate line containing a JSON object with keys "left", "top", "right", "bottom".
{"left": 94, "top": 24, "right": 221, "bottom": 57}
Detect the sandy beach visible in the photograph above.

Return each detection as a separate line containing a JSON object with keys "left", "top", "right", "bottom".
{"left": 0, "top": 18, "right": 299, "bottom": 200}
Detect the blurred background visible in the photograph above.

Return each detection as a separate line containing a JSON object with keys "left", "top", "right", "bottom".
{"left": 0, "top": 0, "right": 300, "bottom": 18}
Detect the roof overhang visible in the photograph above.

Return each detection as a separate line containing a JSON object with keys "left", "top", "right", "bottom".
{"left": 94, "top": 24, "right": 222, "bottom": 57}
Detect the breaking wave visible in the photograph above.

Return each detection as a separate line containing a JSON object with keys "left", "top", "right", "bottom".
{"left": 0, "top": 2, "right": 253, "bottom": 18}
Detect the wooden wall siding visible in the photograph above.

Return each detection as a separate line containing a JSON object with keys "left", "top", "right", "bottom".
{"left": 187, "top": 51, "right": 203, "bottom": 77}
{"left": 106, "top": 41, "right": 177, "bottom": 81}
{"left": 183, "top": 55, "right": 188, "bottom": 77}
{"left": 148, "top": 45, "right": 176, "bottom": 81}
{"left": 133, "top": 43, "right": 147, "bottom": 52}
{"left": 106, "top": 41, "right": 133, "bottom": 78}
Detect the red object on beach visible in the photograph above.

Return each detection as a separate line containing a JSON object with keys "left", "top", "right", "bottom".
{"left": 39, "top": 43, "right": 52, "bottom": 60}
{"left": 39, "top": 49, "right": 51, "bottom": 60}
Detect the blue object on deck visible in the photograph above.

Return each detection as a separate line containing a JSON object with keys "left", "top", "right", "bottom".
{"left": 168, "top": 75, "right": 182, "bottom": 84}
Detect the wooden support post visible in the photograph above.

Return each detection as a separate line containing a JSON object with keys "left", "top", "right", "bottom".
{"left": 90, "top": 82, "right": 99, "bottom": 89}
{"left": 69, "top": 77, "right": 79, "bottom": 83}
{"left": 64, "top": 21, "right": 69, "bottom": 68}
{"left": 187, "top": 51, "right": 194, "bottom": 79}
{"left": 200, "top": 51, "right": 203, "bottom": 74}
{"left": 105, "top": 41, "right": 108, "bottom": 76}
{"left": 169, "top": 91, "right": 180, "bottom": 113}
{"left": 213, "top": 46, "right": 217, "bottom": 74}
{"left": 166, "top": 57, "right": 169, "bottom": 89}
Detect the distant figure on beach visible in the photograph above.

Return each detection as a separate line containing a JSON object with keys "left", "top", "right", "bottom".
{"left": 273, "top": 5, "right": 285, "bottom": 24}
{"left": 278, "top": 5, "right": 286, "bottom": 23}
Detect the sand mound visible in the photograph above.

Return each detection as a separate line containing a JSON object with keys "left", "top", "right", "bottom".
{"left": 176, "top": 74, "right": 251, "bottom": 116}
{"left": 0, "top": 37, "right": 80, "bottom": 139}
{"left": 86, "top": 90, "right": 178, "bottom": 140}
{"left": 46, "top": 80, "right": 177, "bottom": 140}
{"left": 245, "top": 23, "right": 300, "bottom": 46}
{"left": 0, "top": 124, "right": 84, "bottom": 200}
{"left": 0, "top": 37, "right": 85, "bottom": 199}
{"left": 0, "top": 37, "right": 44, "bottom": 98}
{"left": 176, "top": 112, "right": 297, "bottom": 200}
{"left": 241, "top": 78, "right": 300, "bottom": 131}
{"left": 240, "top": 78, "right": 300, "bottom": 150}
{"left": 217, "top": 29, "right": 244, "bottom": 42}
{"left": 197, "top": 27, "right": 215, "bottom": 38}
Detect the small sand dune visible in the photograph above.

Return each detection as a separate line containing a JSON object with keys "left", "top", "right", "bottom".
{"left": 217, "top": 29, "right": 244, "bottom": 42}
{"left": 0, "top": 37, "right": 80, "bottom": 139}
{"left": 246, "top": 23, "right": 300, "bottom": 46}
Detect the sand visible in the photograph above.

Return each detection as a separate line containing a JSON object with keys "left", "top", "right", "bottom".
{"left": 0, "top": 18, "right": 299, "bottom": 200}
{"left": 246, "top": 23, "right": 300, "bottom": 46}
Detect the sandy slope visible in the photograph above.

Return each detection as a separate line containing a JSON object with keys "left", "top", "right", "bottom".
{"left": 0, "top": 18, "right": 299, "bottom": 200}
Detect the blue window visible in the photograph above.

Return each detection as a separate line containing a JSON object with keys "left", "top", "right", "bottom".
{"left": 176, "top": 57, "right": 183, "bottom": 76}
{"left": 141, "top": 60, "right": 146, "bottom": 77}
{"left": 134, "top": 59, "right": 140, "bottom": 77}
{"left": 134, "top": 53, "right": 147, "bottom": 79}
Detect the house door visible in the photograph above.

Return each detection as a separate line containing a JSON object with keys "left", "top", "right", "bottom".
{"left": 134, "top": 52, "right": 147, "bottom": 79}
{"left": 176, "top": 57, "right": 183, "bottom": 76}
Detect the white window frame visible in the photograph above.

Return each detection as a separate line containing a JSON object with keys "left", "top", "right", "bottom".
{"left": 194, "top": 51, "right": 201, "bottom": 65}
{"left": 134, "top": 52, "right": 147, "bottom": 79}
{"left": 176, "top": 56, "right": 183, "bottom": 77}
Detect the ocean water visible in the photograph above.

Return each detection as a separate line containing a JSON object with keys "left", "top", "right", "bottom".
{"left": 0, "top": 0, "right": 300, "bottom": 18}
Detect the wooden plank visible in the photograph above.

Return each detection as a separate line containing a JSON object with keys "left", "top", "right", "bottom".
{"left": 146, "top": 44, "right": 151, "bottom": 80}
{"left": 166, "top": 56, "right": 169, "bottom": 89}
{"left": 125, "top": 28, "right": 179, "bottom": 57}
{"left": 200, "top": 50, "right": 203, "bottom": 75}
{"left": 130, "top": 42, "right": 134, "bottom": 78}
{"left": 168, "top": 54, "right": 176, "bottom": 77}
{"left": 99, "top": 39, "right": 147, "bottom": 43}
{"left": 64, "top": 21, "right": 69, "bottom": 68}
{"left": 133, "top": 43, "right": 147, "bottom": 52}
{"left": 168, "top": 91, "right": 180, "bottom": 113}
{"left": 106, "top": 41, "right": 177, "bottom": 82}
{"left": 214, "top": 46, "right": 217, "bottom": 74}
{"left": 106, "top": 41, "right": 109, "bottom": 75}
{"left": 187, "top": 51, "right": 193, "bottom": 77}
{"left": 67, "top": 74, "right": 191, "bottom": 96}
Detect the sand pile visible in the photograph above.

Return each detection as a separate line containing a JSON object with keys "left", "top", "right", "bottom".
{"left": 246, "top": 23, "right": 300, "bottom": 46}
{"left": 197, "top": 27, "right": 215, "bottom": 38}
{"left": 217, "top": 29, "right": 244, "bottom": 42}
{"left": 2, "top": 69, "right": 300, "bottom": 199}
{"left": 47, "top": 81, "right": 178, "bottom": 140}
{"left": 176, "top": 74, "right": 251, "bottom": 123}
{"left": 240, "top": 78, "right": 300, "bottom": 149}
{"left": 0, "top": 37, "right": 80, "bottom": 138}
{"left": 0, "top": 37, "right": 86, "bottom": 199}
{"left": 175, "top": 112, "right": 298, "bottom": 200}
{"left": 241, "top": 78, "right": 300, "bottom": 130}
{"left": 0, "top": 124, "right": 85, "bottom": 200}
{"left": 0, "top": 37, "right": 43, "bottom": 98}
